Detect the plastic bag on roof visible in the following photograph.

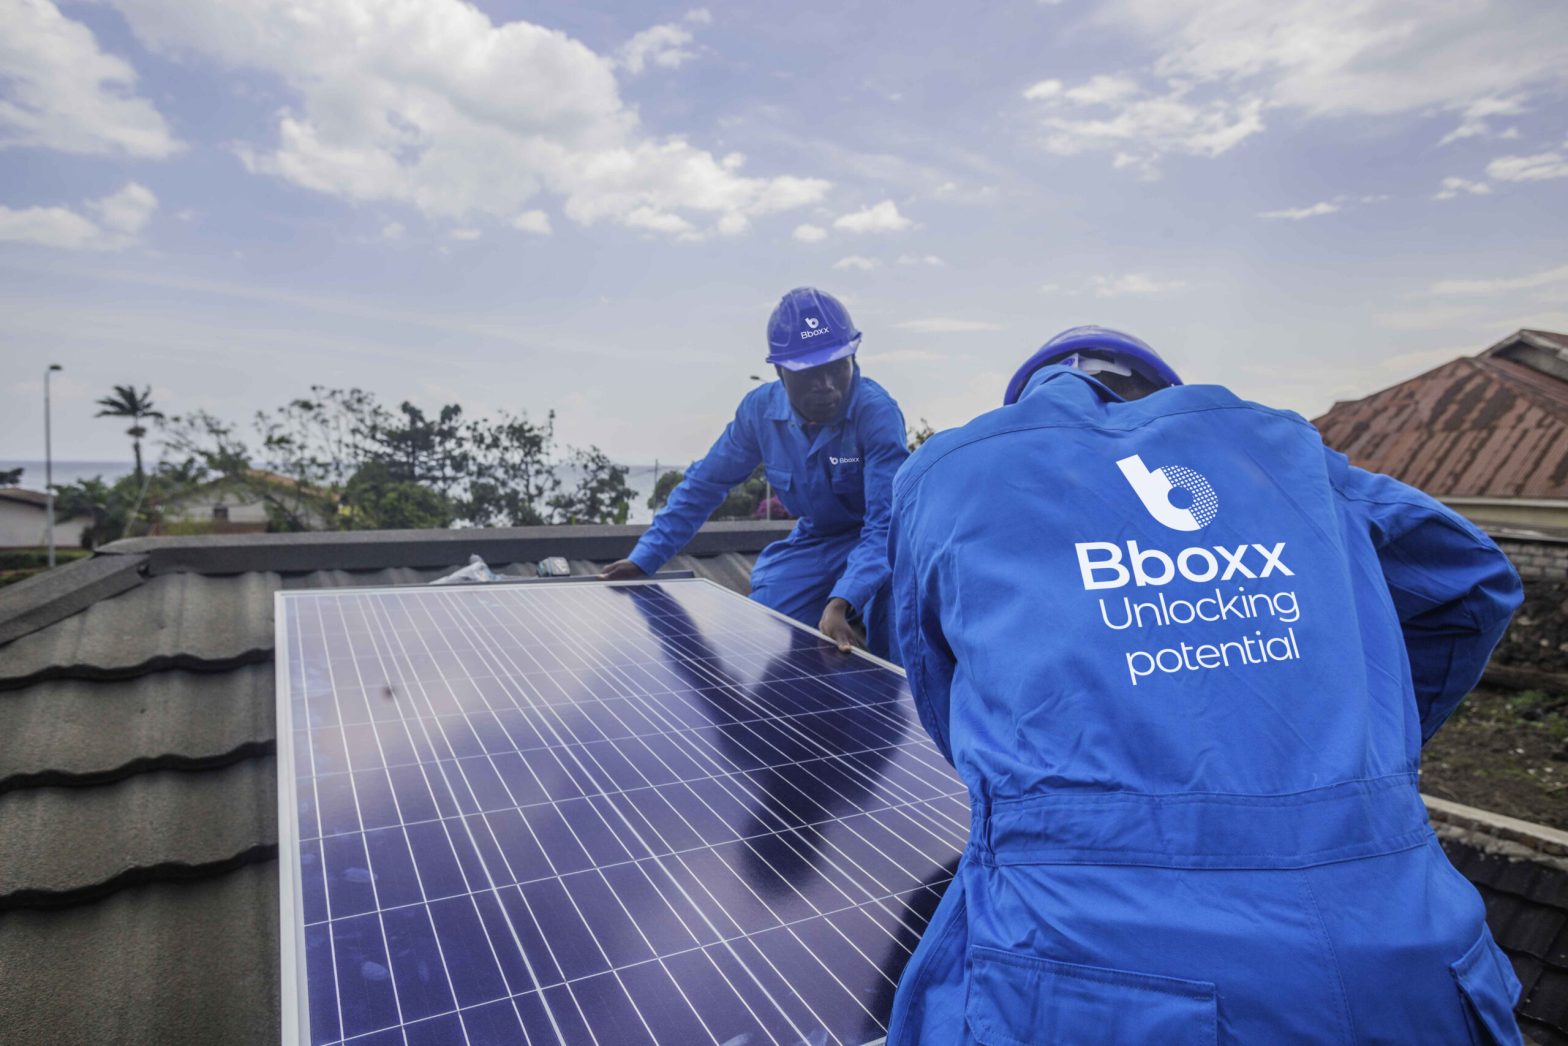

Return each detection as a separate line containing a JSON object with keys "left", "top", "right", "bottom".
{"left": 429, "top": 554, "right": 504, "bottom": 585}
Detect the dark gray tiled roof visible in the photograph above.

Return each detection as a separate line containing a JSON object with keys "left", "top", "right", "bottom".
{"left": 1445, "top": 839, "right": 1568, "bottom": 1046}
{"left": 0, "top": 521, "right": 784, "bottom": 1044}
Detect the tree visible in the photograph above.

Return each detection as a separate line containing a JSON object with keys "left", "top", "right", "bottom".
{"left": 52, "top": 460, "right": 206, "bottom": 547}
{"left": 342, "top": 461, "right": 455, "bottom": 530}
{"left": 95, "top": 385, "right": 165, "bottom": 483}
{"left": 462, "top": 411, "right": 559, "bottom": 526}
{"left": 648, "top": 469, "right": 683, "bottom": 510}
{"left": 646, "top": 464, "right": 768, "bottom": 520}
{"left": 367, "top": 402, "right": 471, "bottom": 495}
{"left": 548, "top": 447, "right": 635, "bottom": 525}
{"left": 52, "top": 477, "right": 119, "bottom": 548}
{"left": 908, "top": 418, "right": 936, "bottom": 451}
{"left": 0, "top": 467, "right": 21, "bottom": 487}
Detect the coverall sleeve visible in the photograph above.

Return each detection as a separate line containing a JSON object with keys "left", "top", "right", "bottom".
{"left": 1331, "top": 453, "right": 1523, "bottom": 741}
{"left": 890, "top": 477, "right": 958, "bottom": 766}
{"left": 828, "top": 400, "right": 911, "bottom": 613}
{"left": 627, "top": 403, "right": 763, "bottom": 575}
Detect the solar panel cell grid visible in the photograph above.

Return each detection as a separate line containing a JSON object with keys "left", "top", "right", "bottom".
{"left": 276, "top": 578, "right": 969, "bottom": 1045}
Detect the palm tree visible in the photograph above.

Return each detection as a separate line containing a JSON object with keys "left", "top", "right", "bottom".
{"left": 94, "top": 385, "right": 165, "bottom": 484}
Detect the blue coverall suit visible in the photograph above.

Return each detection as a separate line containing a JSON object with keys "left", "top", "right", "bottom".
{"left": 628, "top": 366, "right": 909, "bottom": 661}
{"left": 887, "top": 366, "right": 1525, "bottom": 1044}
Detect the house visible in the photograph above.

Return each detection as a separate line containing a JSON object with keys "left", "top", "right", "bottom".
{"left": 1314, "top": 329, "right": 1568, "bottom": 531}
{"left": 2, "top": 521, "right": 1566, "bottom": 1043}
{"left": 0, "top": 488, "right": 86, "bottom": 549}
{"left": 156, "top": 470, "right": 331, "bottom": 535}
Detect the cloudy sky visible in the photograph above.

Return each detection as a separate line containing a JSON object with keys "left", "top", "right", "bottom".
{"left": 2, "top": 0, "right": 1566, "bottom": 473}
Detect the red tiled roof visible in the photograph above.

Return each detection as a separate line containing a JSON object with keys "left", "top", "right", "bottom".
{"left": 1314, "top": 332, "right": 1568, "bottom": 499}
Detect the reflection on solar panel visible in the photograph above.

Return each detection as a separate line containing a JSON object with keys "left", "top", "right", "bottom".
{"left": 275, "top": 578, "right": 969, "bottom": 1045}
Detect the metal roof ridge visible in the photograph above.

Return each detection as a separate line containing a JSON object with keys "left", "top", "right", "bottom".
{"left": 97, "top": 519, "right": 796, "bottom": 576}
{"left": 1311, "top": 354, "right": 1477, "bottom": 421}
{"left": 0, "top": 554, "right": 148, "bottom": 648}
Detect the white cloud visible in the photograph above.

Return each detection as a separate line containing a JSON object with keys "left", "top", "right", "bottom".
{"left": 1486, "top": 152, "right": 1568, "bottom": 182}
{"left": 894, "top": 318, "right": 1005, "bottom": 334}
{"left": 1428, "top": 263, "right": 1568, "bottom": 297}
{"left": 103, "top": 0, "right": 826, "bottom": 239}
{"left": 90, "top": 181, "right": 157, "bottom": 234}
{"left": 1258, "top": 201, "right": 1340, "bottom": 220}
{"left": 512, "top": 210, "right": 552, "bottom": 235}
{"left": 1091, "top": 273, "right": 1187, "bottom": 297}
{"left": 1023, "top": 76, "right": 1265, "bottom": 174}
{"left": 832, "top": 200, "right": 913, "bottom": 234}
{"left": 616, "top": 14, "right": 704, "bottom": 75}
{"left": 1024, "top": 0, "right": 1568, "bottom": 172}
{"left": 897, "top": 254, "right": 945, "bottom": 267}
{"left": 448, "top": 227, "right": 481, "bottom": 241}
{"left": 1433, "top": 177, "right": 1492, "bottom": 201}
{"left": 0, "top": 181, "right": 157, "bottom": 250}
{"left": 1439, "top": 96, "right": 1528, "bottom": 145}
{"left": 380, "top": 221, "right": 405, "bottom": 240}
{"left": 832, "top": 255, "right": 879, "bottom": 271}
{"left": 0, "top": 0, "right": 179, "bottom": 157}
{"left": 792, "top": 223, "right": 827, "bottom": 243}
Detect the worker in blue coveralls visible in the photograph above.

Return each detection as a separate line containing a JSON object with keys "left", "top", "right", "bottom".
{"left": 599, "top": 287, "right": 908, "bottom": 660}
{"left": 887, "top": 326, "right": 1525, "bottom": 1044}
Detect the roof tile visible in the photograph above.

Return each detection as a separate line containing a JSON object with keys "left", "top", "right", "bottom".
{"left": 0, "top": 861, "right": 278, "bottom": 1045}
{"left": 0, "top": 665, "right": 274, "bottom": 786}
{"left": 0, "top": 757, "right": 275, "bottom": 904}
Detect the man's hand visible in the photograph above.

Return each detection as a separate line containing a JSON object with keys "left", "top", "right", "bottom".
{"left": 818, "top": 597, "right": 865, "bottom": 653}
{"left": 598, "top": 559, "right": 647, "bottom": 581}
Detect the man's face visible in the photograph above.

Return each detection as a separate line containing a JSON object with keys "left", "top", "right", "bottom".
{"left": 777, "top": 357, "right": 854, "bottom": 423}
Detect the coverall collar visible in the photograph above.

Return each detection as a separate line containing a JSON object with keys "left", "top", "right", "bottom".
{"left": 1019, "top": 362, "right": 1126, "bottom": 404}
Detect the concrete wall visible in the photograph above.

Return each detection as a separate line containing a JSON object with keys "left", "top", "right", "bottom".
{"left": 1495, "top": 534, "right": 1568, "bottom": 582}
{"left": 0, "top": 501, "right": 86, "bottom": 549}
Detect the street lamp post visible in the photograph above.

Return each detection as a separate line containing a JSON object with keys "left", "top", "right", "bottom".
{"left": 44, "top": 364, "right": 62, "bottom": 567}
{"left": 749, "top": 374, "right": 771, "bottom": 520}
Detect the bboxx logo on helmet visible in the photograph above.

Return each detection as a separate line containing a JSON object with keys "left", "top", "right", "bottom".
{"left": 804, "top": 317, "right": 820, "bottom": 329}
{"left": 799, "top": 320, "right": 832, "bottom": 340}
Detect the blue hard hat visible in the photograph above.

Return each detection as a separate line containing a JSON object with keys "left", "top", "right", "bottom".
{"left": 766, "top": 287, "right": 862, "bottom": 370}
{"left": 1003, "top": 325, "right": 1181, "bottom": 405}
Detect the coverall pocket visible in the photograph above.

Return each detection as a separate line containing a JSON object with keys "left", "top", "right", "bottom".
{"left": 829, "top": 461, "right": 863, "bottom": 495}
{"left": 1450, "top": 926, "right": 1523, "bottom": 1045}
{"left": 764, "top": 465, "right": 793, "bottom": 493}
{"left": 965, "top": 946, "right": 1217, "bottom": 1046}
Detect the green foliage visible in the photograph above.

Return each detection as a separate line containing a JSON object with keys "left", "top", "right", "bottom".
{"left": 648, "top": 469, "right": 683, "bottom": 510}
{"left": 0, "top": 548, "right": 91, "bottom": 571}
{"left": 462, "top": 411, "right": 559, "bottom": 527}
{"left": 908, "top": 418, "right": 935, "bottom": 451}
{"left": 647, "top": 464, "right": 770, "bottom": 520}
{"left": 51, "top": 461, "right": 205, "bottom": 547}
{"left": 0, "top": 467, "right": 21, "bottom": 486}
{"left": 342, "top": 461, "right": 456, "bottom": 530}
{"left": 0, "top": 547, "right": 91, "bottom": 589}
{"left": 717, "top": 464, "right": 769, "bottom": 520}
{"left": 164, "top": 386, "right": 638, "bottom": 531}
{"left": 548, "top": 448, "right": 634, "bottom": 525}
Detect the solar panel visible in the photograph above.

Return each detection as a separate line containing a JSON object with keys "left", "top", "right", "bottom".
{"left": 275, "top": 578, "right": 969, "bottom": 1045}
